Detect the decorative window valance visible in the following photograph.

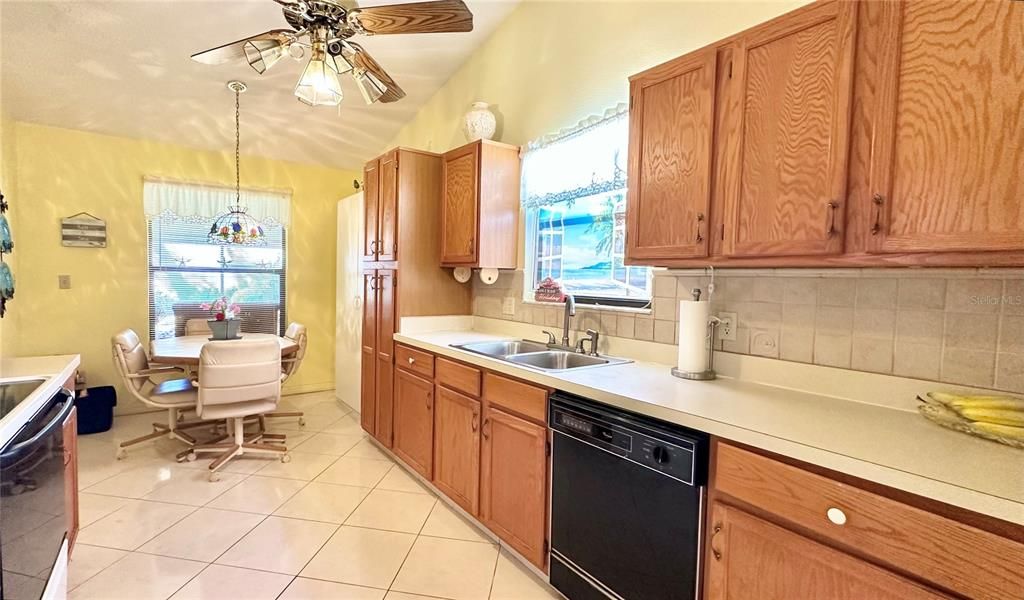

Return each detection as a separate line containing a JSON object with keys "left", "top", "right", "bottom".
{"left": 143, "top": 178, "right": 292, "bottom": 226}
{"left": 521, "top": 103, "right": 629, "bottom": 209}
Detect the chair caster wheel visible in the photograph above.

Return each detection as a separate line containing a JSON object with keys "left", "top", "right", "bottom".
{"left": 115, "top": 447, "right": 128, "bottom": 461}
{"left": 298, "top": 418, "right": 306, "bottom": 427}
{"left": 208, "top": 471, "right": 222, "bottom": 482}
{"left": 186, "top": 452, "right": 197, "bottom": 462}
{"left": 281, "top": 454, "right": 291, "bottom": 464}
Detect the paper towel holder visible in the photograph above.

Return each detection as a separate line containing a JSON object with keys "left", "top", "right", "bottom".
{"left": 671, "top": 316, "right": 721, "bottom": 381}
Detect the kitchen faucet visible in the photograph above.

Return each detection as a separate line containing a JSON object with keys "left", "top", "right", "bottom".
{"left": 560, "top": 294, "right": 575, "bottom": 348}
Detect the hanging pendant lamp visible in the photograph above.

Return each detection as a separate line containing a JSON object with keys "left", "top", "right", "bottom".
{"left": 208, "top": 80, "right": 266, "bottom": 246}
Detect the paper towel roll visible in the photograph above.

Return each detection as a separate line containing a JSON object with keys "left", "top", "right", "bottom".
{"left": 677, "top": 300, "right": 712, "bottom": 373}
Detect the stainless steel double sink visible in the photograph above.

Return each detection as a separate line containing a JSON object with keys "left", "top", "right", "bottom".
{"left": 451, "top": 340, "right": 632, "bottom": 372}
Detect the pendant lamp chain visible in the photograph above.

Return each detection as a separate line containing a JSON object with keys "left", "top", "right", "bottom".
{"left": 208, "top": 80, "right": 266, "bottom": 245}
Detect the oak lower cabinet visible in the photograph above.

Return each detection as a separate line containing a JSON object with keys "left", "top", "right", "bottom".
{"left": 706, "top": 502, "right": 946, "bottom": 600}
{"left": 709, "top": 441, "right": 1024, "bottom": 600}
{"left": 361, "top": 269, "right": 396, "bottom": 447}
{"left": 392, "top": 368, "right": 434, "bottom": 479}
{"left": 432, "top": 386, "right": 481, "bottom": 514}
{"left": 63, "top": 405, "right": 79, "bottom": 554}
{"left": 480, "top": 405, "right": 549, "bottom": 571}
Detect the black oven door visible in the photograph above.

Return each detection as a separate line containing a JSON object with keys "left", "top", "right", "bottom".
{"left": 0, "top": 390, "right": 73, "bottom": 600}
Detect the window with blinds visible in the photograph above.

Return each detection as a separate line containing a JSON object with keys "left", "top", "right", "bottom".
{"left": 145, "top": 182, "right": 288, "bottom": 340}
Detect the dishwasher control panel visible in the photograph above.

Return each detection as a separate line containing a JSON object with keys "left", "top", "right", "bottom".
{"left": 551, "top": 397, "right": 700, "bottom": 485}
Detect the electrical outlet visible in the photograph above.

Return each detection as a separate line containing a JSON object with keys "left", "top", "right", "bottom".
{"left": 718, "top": 312, "right": 737, "bottom": 341}
{"left": 58, "top": 275, "right": 72, "bottom": 290}
{"left": 502, "top": 296, "right": 516, "bottom": 316}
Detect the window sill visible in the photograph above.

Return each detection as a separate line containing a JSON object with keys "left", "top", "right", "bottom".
{"left": 520, "top": 298, "right": 652, "bottom": 316}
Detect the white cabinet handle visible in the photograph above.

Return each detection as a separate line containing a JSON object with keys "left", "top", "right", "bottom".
{"left": 408, "top": 357, "right": 415, "bottom": 364}
{"left": 826, "top": 507, "right": 847, "bottom": 526}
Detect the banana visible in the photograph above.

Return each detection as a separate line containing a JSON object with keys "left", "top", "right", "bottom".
{"left": 973, "top": 422, "right": 1024, "bottom": 441}
{"left": 957, "top": 407, "right": 1024, "bottom": 427}
{"left": 926, "top": 392, "right": 1024, "bottom": 412}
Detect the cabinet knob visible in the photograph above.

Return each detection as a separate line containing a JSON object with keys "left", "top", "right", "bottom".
{"left": 826, "top": 507, "right": 847, "bottom": 526}
{"left": 408, "top": 357, "right": 415, "bottom": 365}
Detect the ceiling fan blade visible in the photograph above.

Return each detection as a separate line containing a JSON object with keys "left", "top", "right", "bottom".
{"left": 190, "top": 29, "right": 293, "bottom": 65}
{"left": 350, "top": 0, "right": 473, "bottom": 35}
{"left": 349, "top": 43, "right": 406, "bottom": 103}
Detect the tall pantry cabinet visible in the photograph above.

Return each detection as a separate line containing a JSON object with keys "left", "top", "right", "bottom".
{"left": 360, "top": 148, "right": 472, "bottom": 447}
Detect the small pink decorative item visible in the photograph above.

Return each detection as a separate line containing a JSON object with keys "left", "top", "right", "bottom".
{"left": 534, "top": 277, "right": 565, "bottom": 303}
{"left": 201, "top": 297, "right": 242, "bottom": 339}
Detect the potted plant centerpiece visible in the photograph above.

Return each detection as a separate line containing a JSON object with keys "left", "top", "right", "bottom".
{"left": 200, "top": 297, "right": 242, "bottom": 340}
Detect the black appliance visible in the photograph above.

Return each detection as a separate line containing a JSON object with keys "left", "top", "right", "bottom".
{"left": 0, "top": 381, "right": 74, "bottom": 600}
{"left": 550, "top": 392, "right": 708, "bottom": 600}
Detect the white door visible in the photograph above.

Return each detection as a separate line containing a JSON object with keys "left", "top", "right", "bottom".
{"left": 336, "top": 192, "right": 364, "bottom": 412}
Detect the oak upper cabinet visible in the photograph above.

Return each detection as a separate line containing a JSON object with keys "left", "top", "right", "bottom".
{"left": 866, "top": 0, "right": 1024, "bottom": 254}
{"left": 393, "top": 367, "right": 435, "bottom": 478}
{"left": 721, "top": 0, "right": 857, "bottom": 258}
{"left": 480, "top": 405, "right": 548, "bottom": 570}
{"left": 441, "top": 140, "right": 521, "bottom": 268}
{"left": 626, "top": 49, "right": 716, "bottom": 262}
{"left": 378, "top": 150, "right": 398, "bottom": 262}
{"left": 362, "top": 159, "right": 380, "bottom": 261}
{"left": 432, "top": 386, "right": 481, "bottom": 515}
{"left": 705, "top": 503, "right": 946, "bottom": 600}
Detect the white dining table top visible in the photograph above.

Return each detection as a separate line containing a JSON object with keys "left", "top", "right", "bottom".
{"left": 151, "top": 334, "right": 299, "bottom": 366}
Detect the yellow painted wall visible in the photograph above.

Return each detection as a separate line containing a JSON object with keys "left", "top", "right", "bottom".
{"left": 0, "top": 116, "right": 18, "bottom": 363}
{"left": 389, "top": 0, "right": 810, "bottom": 153}
{"left": 11, "top": 122, "right": 357, "bottom": 411}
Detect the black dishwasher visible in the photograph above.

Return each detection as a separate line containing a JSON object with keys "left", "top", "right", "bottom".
{"left": 549, "top": 392, "right": 707, "bottom": 600}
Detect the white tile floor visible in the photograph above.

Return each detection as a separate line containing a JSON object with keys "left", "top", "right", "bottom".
{"left": 70, "top": 391, "right": 560, "bottom": 600}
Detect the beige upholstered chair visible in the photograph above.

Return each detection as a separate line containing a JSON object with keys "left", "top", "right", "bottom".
{"left": 190, "top": 340, "right": 289, "bottom": 480}
{"left": 185, "top": 319, "right": 212, "bottom": 336}
{"left": 263, "top": 322, "right": 308, "bottom": 428}
{"left": 111, "top": 329, "right": 207, "bottom": 461}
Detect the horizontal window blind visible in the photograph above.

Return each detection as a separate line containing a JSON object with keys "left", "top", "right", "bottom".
{"left": 147, "top": 204, "right": 287, "bottom": 341}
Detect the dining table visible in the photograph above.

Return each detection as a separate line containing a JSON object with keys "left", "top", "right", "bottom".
{"left": 150, "top": 333, "right": 299, "bottom": 367}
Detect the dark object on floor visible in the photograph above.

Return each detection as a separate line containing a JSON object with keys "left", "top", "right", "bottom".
{"left": 76, "top": 386, "right": 117, "bottom": 434}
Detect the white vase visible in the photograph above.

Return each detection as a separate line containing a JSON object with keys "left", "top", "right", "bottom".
{"left": 463, "top": 102, "right": 496, "bottom": 141}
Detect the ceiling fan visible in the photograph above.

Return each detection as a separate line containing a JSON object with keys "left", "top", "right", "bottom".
{"left": 191, "top": 0, "right": 474, "bottom": 107}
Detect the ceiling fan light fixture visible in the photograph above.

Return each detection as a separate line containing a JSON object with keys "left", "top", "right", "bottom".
{"left": 244, "top": 38, "right": 288, "bottom": 74}
{"left": 353, "top": 68, "right": 388, "bottom": 105}
{"left": 294, "top": 43, "right": 343, "bottom": 106}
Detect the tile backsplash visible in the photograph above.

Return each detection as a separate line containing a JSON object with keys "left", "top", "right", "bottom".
{"left": 472, "top": 269, "right": 1024, "bottom": 394}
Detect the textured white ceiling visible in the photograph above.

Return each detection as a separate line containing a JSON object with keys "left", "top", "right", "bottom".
{"left": 0, "top": 0, "right": 519, "bottom": 170}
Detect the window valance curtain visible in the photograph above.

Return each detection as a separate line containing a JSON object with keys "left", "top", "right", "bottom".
{"left": 143, "top": 179, "right": 292, "bottom": 226}
{"left": 521, "top": 103, "right": 629, "bottom": 209}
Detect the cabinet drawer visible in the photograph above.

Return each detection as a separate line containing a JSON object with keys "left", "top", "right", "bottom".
{"left": 483, "top": 373, "right": 547, "bottom": 424}
{"left": 436, "top": 358, "right": 481, "bottom": 397}
{"left": 396, "top": 345, "right": 434, "bottom": 379}
{"left": 714, "top": 443, "right": 1024, "bottom": 600}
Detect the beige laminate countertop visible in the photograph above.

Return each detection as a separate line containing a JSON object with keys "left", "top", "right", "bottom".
{"left": 394, "top": 330, "right": 1024, "bottom": 527}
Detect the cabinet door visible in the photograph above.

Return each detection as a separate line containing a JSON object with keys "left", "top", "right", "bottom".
{"left": 393, "top": 369, "right": 434, "bottom": 478}
{"left": 441, "top": 143, "right": 480, "bottom": 265}
{"left": 626, "top": 49, "right": 716, "bottom": 262}
{"left": 867, "top": 0, "right": 1024, "bottom": 253}
{"left": 706, "top": 503, "right": 947, "bottom": 600}
{"left": 480, "top": 407, "right": 548, "bottom": 570}
{"left": 360, "top": 271, "right": 378, "bottom": 435}
{"left": 723, "top": 1, "right": 857, "bottom": 257}
{"left": 433, "top": 386, "right": 481, "bottom": 515}
{"left": 63, "top": 406, "right": 79, "bottom": 553}
{"left": 363, "top": 158, "right": 380, "bottom": 261}
{"left": 374, "top": 269, "right": 396, "bottom": 447}
{"left": 378, "top": 150, "right": 398, "bottom": 262}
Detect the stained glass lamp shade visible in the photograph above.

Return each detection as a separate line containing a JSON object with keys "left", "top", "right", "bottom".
{"left": 208, "top": 205, "right": 266, "bottom": 245}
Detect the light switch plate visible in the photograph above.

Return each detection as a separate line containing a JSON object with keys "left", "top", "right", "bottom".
{"left": 502, "top": 296, "right": 516, "bottom": 316}
{"left": 718, "top": 312, "right": 737, "bottom": 341}
{"left": 58, "top": 275, "right": 72, "bottom": 290}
